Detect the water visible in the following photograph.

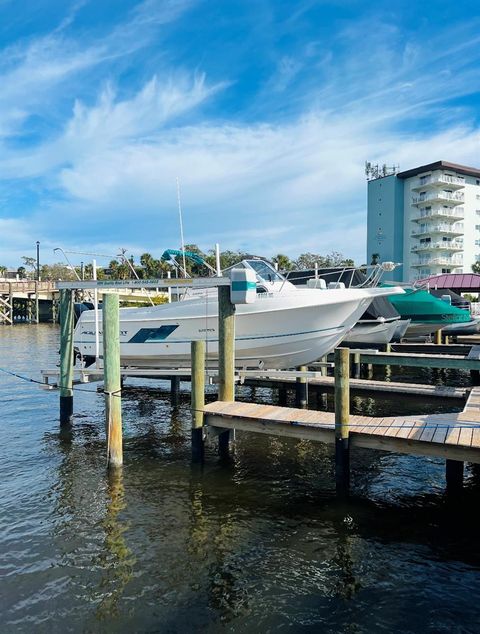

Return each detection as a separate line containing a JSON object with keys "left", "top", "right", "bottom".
{"left": 1, "top": 325, "right": 480, "bottom": 633}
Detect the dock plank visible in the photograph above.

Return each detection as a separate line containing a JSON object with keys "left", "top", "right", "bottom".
{"left": 203, "top": 396, "right": 480, "bottom": 464}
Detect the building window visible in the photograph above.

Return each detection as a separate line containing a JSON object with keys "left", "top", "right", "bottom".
{"left": 442, "top": 269, "right": 451, "bottom": 273}
{"left": 475, "top": 240, "right": 480, "bottom": 246}
{"left": 476, "top": 225, "right": 480, "bottom": 231}
{"left": 476, "top": 179, "right": 480, "bottom": 185}
{"left": 477, "top": 194, "right": 480, "bottom": 200}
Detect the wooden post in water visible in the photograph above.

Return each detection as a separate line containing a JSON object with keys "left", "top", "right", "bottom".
{"left": 8, "top": 282, "right": 13, "bottom": 324}
{"left": 170, "top": 376, "right": 180, "bottom": 406}
{"left": 446, "top": 459, "right": 464, "bottom": 493}
{"left": 103, "top": 293, "right": 123, "bottom": 468}
{"left": 334, "top": 347, "right": 350, "bottom": 495}
{"left": 279, "top": 386, "right": 288, "bottom": 406}
{"left": 295, "top": 365, "right": 308, "bottom": 408}
{"left": 218, "top": 285, "right": 235, "bottom": 456}
{"left": 191, "top": 340, "right": 205, "bottom": 462}
{"left": 352, "top": 352, "right": 361, "bottom": 379}
{"left": 59, "top": 289, "right": 74, "bottom": 426}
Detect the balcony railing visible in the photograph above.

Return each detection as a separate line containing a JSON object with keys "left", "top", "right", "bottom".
{"left": 413, "top": 174, "right": 465, "bottom": 190}
{"left": 411, "top": 242, "right": 463, "bottom": 253}
{"left": 413, "top": 208, "right": 464, "bottom": 221}
{"left": 411, "top": 223, "right": 464, "bottom": 237}
{"left": 412, "top": 191, "right": 464, "bottom": 206}
{"left": 411, "top": 257, "right": 463, "bottom": 267}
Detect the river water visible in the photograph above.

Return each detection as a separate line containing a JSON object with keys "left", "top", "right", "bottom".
{"left": 1, "top": 325, "right": 480, "bottom": 633}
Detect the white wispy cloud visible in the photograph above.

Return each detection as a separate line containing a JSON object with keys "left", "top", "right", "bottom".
{"left": 2, "top": 2, "right": 480, "bottom": 267}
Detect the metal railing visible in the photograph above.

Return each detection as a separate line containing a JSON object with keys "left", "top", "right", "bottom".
{"left": 411, "top": 223, "right": 464, "bottom": 236}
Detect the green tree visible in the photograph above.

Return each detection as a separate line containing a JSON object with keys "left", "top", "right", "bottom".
{"left": 0, "top": 265, "right": 7, "bottom": 277}
{"left": 40, "top": 263, "right": 77, "bottom": 281}
{"left": 294, "top": 253, "right": 328, "bottom": 269}
{"left": 272, "top": 254, "right": 294, "bottom": 271}
{"left": 472, "top": 262, "right": 480, "bottom": 274}
{"left": 17, "top": 266, "right": 26, "bottom": 279}
{"left": 371, "top": 253, "right": 380, "bottom": 265}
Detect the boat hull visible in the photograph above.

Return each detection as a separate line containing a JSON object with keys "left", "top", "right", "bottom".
{"left": 342, "top": 319, "right": 399, "bottom": 345}
{"left": 74, "top": 288, "right": 401, "bottom": 369}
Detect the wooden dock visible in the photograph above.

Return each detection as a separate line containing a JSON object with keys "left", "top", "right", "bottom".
{"left": 203, "top": 387, "right": 480, "bottom": 464}
{"left": 0, "top": 280, "right": 57, "bottom": 324}
{"left": 243, "top": 374, "right": 467, "bottom": 399}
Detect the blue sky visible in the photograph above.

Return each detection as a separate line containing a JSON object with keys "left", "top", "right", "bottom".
{"left": 1, "top": 0, "right": 480, "bottom": 267}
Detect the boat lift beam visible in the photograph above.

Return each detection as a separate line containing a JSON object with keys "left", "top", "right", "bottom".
{"left": 56, "top": 277, "right": 230, "bottom": 290}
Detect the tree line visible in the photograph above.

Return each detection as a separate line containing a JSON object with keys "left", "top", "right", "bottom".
{"left": 1, "top": 247, "right": 355, "bottom": 281}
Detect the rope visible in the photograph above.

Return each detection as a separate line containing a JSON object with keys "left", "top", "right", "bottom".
{"left": 0, "top": 366, "right": 122, "bottom": 396}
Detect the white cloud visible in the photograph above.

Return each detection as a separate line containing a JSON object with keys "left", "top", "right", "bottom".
{"left": 2, "top": 2, "right": 480, "bottom": 268}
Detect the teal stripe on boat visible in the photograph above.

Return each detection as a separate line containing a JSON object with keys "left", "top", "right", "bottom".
{"left": 231, "top": 281, "right": 256, "bottom": 291}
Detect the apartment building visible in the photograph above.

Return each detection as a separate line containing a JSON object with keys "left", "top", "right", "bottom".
{"left": 366, "top": 160, "right": 480, "bottom": 282}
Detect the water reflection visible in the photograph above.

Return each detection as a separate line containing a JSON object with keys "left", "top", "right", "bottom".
{"left": 96, "top": 469, "right": 135, "bottom": 621}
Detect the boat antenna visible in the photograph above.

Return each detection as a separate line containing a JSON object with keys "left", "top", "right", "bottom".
{"left": 215, "top": 243, "right": 222, "bottom": 277}
{"left": 176, "top": 176, "right": 187, "bottom": 278}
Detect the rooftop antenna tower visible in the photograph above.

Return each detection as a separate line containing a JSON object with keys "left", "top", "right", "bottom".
{"left": 365, "top": 161, "right": 400, "bottom": 181}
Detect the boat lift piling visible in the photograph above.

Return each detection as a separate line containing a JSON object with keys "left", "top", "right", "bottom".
{"left": 103, "top": 293, "right": 123, "bottom": 469}
{"left": 334, "top": 348, "right": 350, "bottom": 494}
{"left": 191, "top": 340, "right": 206, "bottom": 463}
{"left": 217, "top": 285, "right": 236, "bottom": 457}
{"left": 59, "top": 289, "right": 74, "bottom": 426}
{"left": 295, "top": 365, "right": 308, "bottom": 408}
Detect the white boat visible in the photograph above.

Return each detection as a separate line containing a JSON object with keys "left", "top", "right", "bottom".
{"left": 342, "top": 318, "right": 400, "bottom": 345}
{"left": 391, "top": 319, "right": 411, "bottom": 342}
{"left": 74, "top": 259, "right": 404, "bottom": 370}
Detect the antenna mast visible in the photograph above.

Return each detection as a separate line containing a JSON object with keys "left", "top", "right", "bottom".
{"left": 176, "top": 177, "right": 187, "bottom": 278}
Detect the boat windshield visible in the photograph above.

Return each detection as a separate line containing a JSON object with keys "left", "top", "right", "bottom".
{"left": 243, "top": 259, "right": 284, "bottom": 283}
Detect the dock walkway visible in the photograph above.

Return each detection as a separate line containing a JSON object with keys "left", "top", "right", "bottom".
{"left": 203, "top": 387, "right": 480, "bottom": 464}
{"left": 243, "top": 374, "right": 467, "bottom": 399}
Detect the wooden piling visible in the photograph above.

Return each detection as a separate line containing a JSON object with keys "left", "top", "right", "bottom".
{"left": 279, "top": 386, "right": 288, "bottom": 406}
{"left": 352, "top": 352, "right": 361, "bottom": 379}
{"left": 446, "top": 459, "right": 463, "bottom": 492}
{"left": 59, "top": 289, "right": 74, "bottom": 426}
{"left": 334, "top": 347, "right": 350, "bottom": 494}
{"left": 435, "top": 329, "right": 442, "bottom": 345}
{"left": 8, "top": 282, "right": 13, "bottom": 324}
{"left": 319, "top": 355, "right": 327, "bottom": 377}
{"left": 103, "top": 293, "right": 123, "bottom": 468}
{"left": 170, "top": 376, "right": 180, "bottom": 406}
{"left": 295, "top": 365, "right": 308, "bottom": 408}
{"left": 218, "top": 285, "right": 235, "bottom": 456}
{"left": 191, "top": 340, "right": 205, "bottom": 462}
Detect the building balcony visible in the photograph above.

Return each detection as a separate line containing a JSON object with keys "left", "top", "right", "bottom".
{"left": 412, "top": 191, "right": 464, "bottom": 206}
{"left": 411, "top": 224, "right": 464, "bottom": 238}
{"left": 412, "top": 207, "right": 464, "bottom": 222}
{"left": 411, "top": 242, "right": 463, "bottom": 254}
{"left": 411, "top": 174, "right": 465, "bottom": 191}
{"left": 411, "top": 257, "right": 463, "bottom": 268}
